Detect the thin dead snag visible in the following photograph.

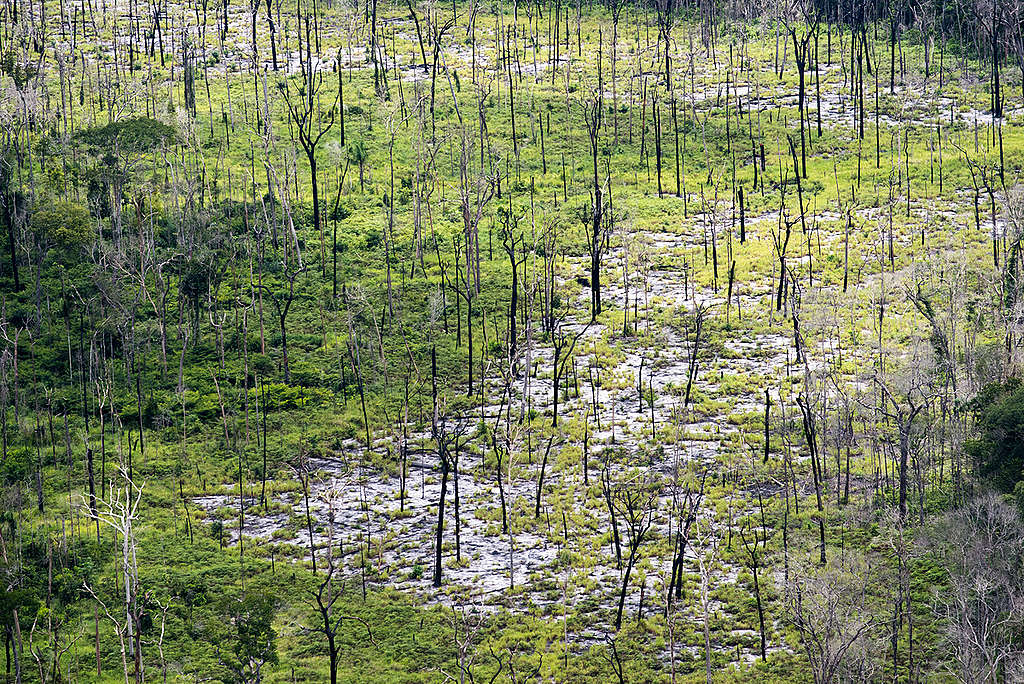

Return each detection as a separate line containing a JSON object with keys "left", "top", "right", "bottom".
{"left": 431, "top": 397, "right": 471, "bottom": 588}
{"left": 580, "top": 88, "right": 607, "bottom": 321}
{"left": 306, "top": 480, "right": 379, "bottom": 684}
{"left": 81, "top": 465, "right": 144, "bottom": 683}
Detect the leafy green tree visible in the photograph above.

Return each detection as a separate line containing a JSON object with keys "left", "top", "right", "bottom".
{"left": 1, "top": 588, "right": 39, "bottom": 682}
{"left": 30, "top": 200, "right": 93, "bottom": 265}
{"left": 347, "top": 139, "right": 369, "bottom": 193}
{"left": 208, "top": 592, "right": 278, "bottom": 684}
{"left": 74, "top": 118, "right": 176, "bottom": 234}
{"left": 967, "top": 379, "right": 1024, "bottom": 499}
{"left": 74, "top": 117, "right": 177, "bottom": 154}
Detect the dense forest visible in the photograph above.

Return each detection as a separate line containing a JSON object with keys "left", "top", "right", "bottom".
{"left": 0, "top": 0, "right": 1023, "bottom": 679}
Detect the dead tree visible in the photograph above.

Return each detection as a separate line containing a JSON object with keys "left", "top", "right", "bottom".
{"left": 796, "top": 392, "right": 828, "bottom": 565}
{"left": 784, "top": 552, "right": 879, "bottom": 684}
{"left": 551, "top": 314, "right": 590, "bottom": 427}
{"left": 428, "top": 13, "right": 457, "bottom": 137}
{"left": 254, "top": 263, "right": 307, "bottom": 384}
{"left": 739, "top": 511, "right": 769, "bottom": 662}
{"left": 669, "top": 468, "right": 706, "bottom": 603}
{"left": 455, "top": 128, "right": 498, "bottom": 397}
{"left": 684, "top": 302, "right": 710, "bottom": 406}
{"left": 938, "top": 493, "right": 1024, "bottom": 684}
{"left": 785, "top": 11, "right": 820, "bottom": 179}
{"left": 870, "top": 368, "right": 931, "bottom": 523}
{"left": 610, "top": 472, "right": 660, "bottom": 630}
{"left": 82, "top": 466, "right": 144, "bottom": 683}
{"left": 281, "top": 18, "right": 337, "bottom": 277}
{"left": 653, "top": 0, "right": 679, "bottom": 89}
{"left": 498, "top": 207, "right": 526, "bottom": 363}
{"left": 443, "top": 600, "right": 487, "bottom": 684}
{"left": 306, "top": 481, "right": 379, "bottom": 684}
{"left": 581, "top": 91, "right": 607, "bottom": 321}
{"left": 432, "top": 399, "right": 470, "bottom": 587}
